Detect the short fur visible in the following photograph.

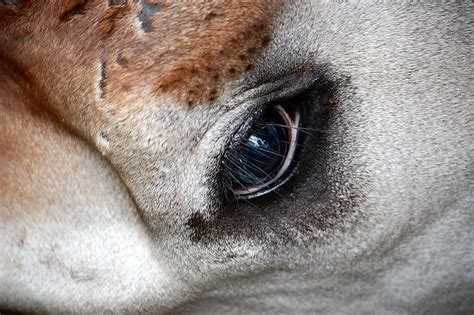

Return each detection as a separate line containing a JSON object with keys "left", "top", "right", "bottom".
{"left": 1, "top": 1, "right": 473, "bottom": 314}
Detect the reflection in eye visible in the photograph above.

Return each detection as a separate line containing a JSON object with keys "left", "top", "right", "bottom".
{"left": 223, "top": 104, "right": 300, "bottom": 199}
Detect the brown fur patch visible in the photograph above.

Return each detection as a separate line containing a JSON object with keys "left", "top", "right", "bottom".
{"left": 0, "top": 64, "right": 59, "bottom": 218}
{"left": 0, "top": 0, "right": 283, "bottom": 143}
{"left": 147, "top": 1, "right": 277, "bottom": 106}
{"left": 0, "top": 0, "right": 281, "bottom": 103}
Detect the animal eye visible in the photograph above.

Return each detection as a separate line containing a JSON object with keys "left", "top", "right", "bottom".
{"left": 223, "top": 103, "right": 301, "bottom": 199}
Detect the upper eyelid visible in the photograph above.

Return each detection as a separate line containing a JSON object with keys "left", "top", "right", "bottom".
{"left": 230, "top": 72, "right": 320, "bottom": 110}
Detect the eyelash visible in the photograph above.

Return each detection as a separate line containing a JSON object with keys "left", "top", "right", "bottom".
{"left": 221, "top": 90, "right": 318, "bottom": 202}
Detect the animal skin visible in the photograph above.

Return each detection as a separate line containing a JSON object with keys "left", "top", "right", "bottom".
{"left": 0, "top": 0, "right": 473, "bottom": 313}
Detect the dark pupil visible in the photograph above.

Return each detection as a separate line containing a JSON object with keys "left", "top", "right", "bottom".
{"left": 231, "top": 115, "right": 289, "bottom": 187}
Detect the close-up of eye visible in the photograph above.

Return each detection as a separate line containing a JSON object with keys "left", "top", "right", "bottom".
{"left": 2, "top": 1, "right": 472, "bottom": 313}
{"left": 222, "top": 102, "right": 304, "bottom": 200}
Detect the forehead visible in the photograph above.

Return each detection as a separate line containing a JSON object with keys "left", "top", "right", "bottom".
{"left": 0, "top": 0, "right": 282, "bottom": 109}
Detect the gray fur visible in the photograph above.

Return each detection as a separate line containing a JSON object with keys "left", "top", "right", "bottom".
{"left": 1, "top": 1, "right": 473, "bottom": 314}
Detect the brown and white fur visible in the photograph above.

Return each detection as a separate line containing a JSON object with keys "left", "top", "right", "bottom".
{"left": 1, "top": 0, "right": 473, "bottom": 313}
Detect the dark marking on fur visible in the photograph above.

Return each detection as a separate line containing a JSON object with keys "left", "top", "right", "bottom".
{"left": 16, "top": 227, "right": 26, "bottom": 247}
{"left": 204, "top": 10, "right": 219, "bottom": 20}
{"left": 108, "top": 0, "right": 127, "bottom": 6}
{"left": 116, "top": 53, "right": 128, "bottom": 68}
{"left": 138, "top": 0, "right": 163, "bottom": 33}
{"left": 187, "top": 213, "right": 207, "bottom": 242}
{"left": 0, "top": 0, "right": 19, "bottom": 6}
{"left": 60, "top": 0, "right": 88, "bottom": 22}
{"left": 69, "top": 269, "right": 95, "bottom": 282}
{"left": 101, "top": 5, "right": 130, "bottom": 38}
{"left": 99, "top": 60, "right": 107, "bottom": 98}
{"left": 0, "top": 1, "right": 25, "bottom": 27}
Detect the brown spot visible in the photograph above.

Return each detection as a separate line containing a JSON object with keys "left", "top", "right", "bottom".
{"left": 100, "top": 5, "right": 130, "bottom": 37}
{"left": 261, "top": 35, "right": 271, "bottom": 46}
{"left": 247, "top": 46, "right": 257, "bottom": 54}
{"left": 208, "top": 90, "right": 217, "bottom": 102}
{"left": 116, "top": 53, "right": 128, "bottom": 67}
{"left": 120, "top": 83, "right": 131, "bottom": 92}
